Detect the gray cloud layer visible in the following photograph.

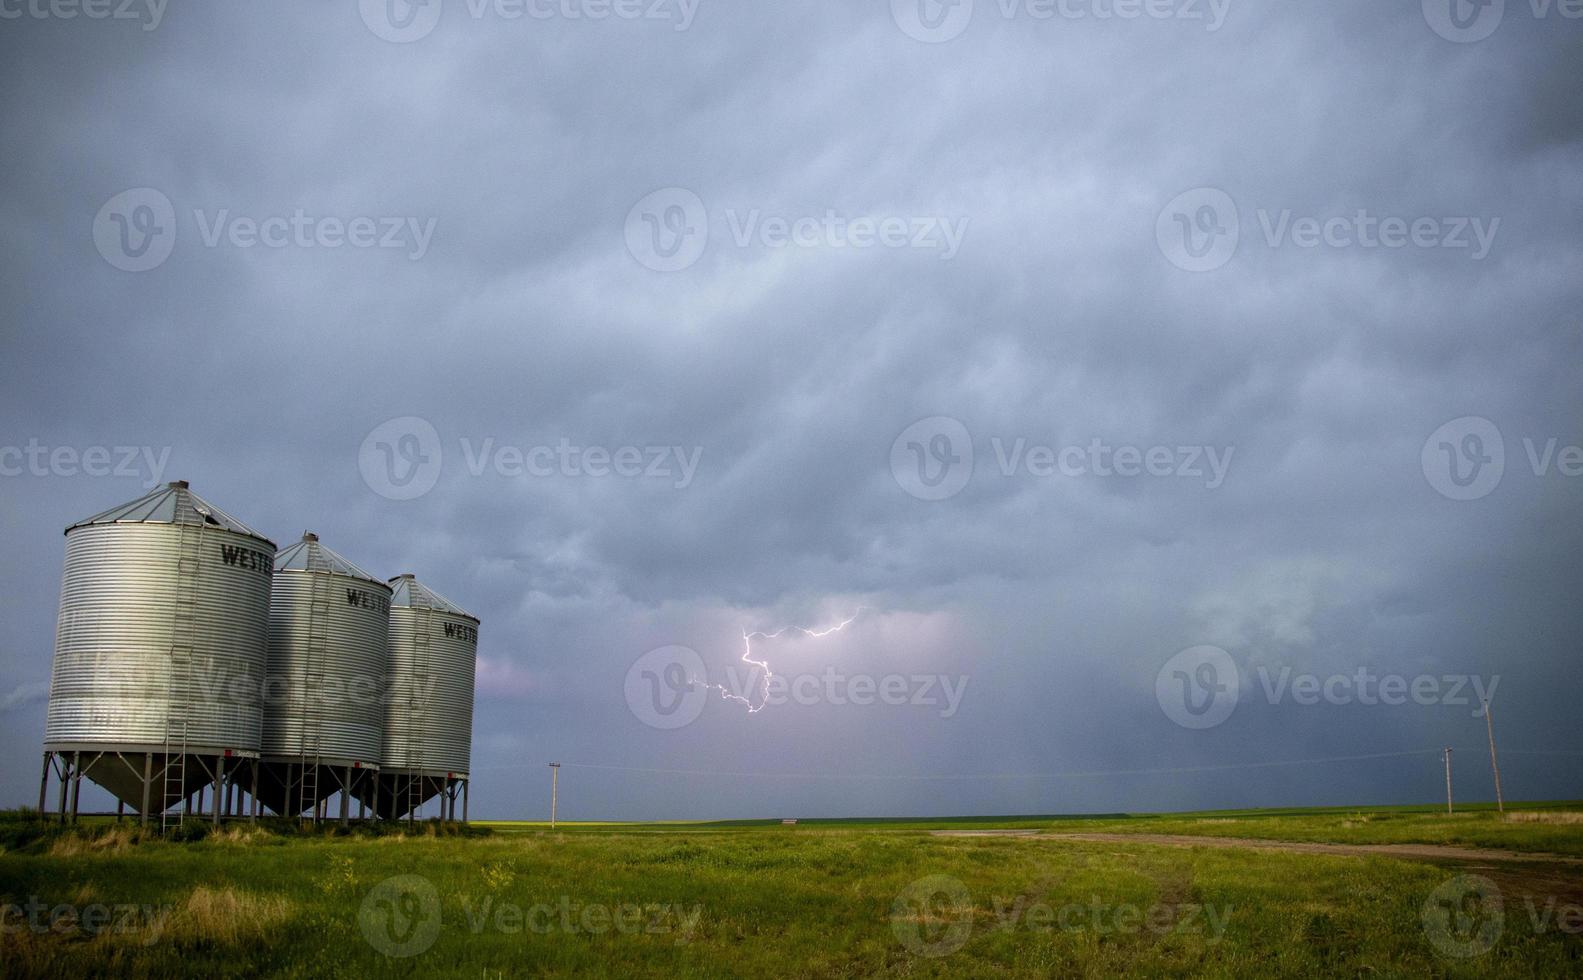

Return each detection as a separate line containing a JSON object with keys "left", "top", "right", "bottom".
{"left": 1, "top": 1, "right": 1579, "bottom": 819}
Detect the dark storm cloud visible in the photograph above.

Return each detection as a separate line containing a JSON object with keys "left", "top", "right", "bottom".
{"left": 1, "top": 1, "right": 1579, "bottom": 818}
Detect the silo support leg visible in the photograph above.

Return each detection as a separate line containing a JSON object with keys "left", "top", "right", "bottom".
{"left": 141, "top": 753, "right": 153, "bottom": 826}
{"left": 340, "top": 767, "right": 351, "bottom": 825}
{"left": 212, "top": 757, "right": 224, "bottom": 825}
{"left": 462, "top": 780, "right": 469, "bottom": 824}
{"left": 37, "top": 752, "right": 50, "bottom": 816}
{"left": 57, "top": 756, "right": 71, "bottom": 824}
{"left": 250, "top": 762, "right": 260, "bottom": 823}
{"left": 69, "top": 751, "right": 82, "bottom": 825}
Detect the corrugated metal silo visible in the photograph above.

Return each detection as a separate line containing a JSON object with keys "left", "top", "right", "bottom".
{"left": 369, "top": 573, "right": 478, "bottom": 820}
{"left": 257, "top": 532, "right": 391, "bottom": 818}
{"left": 41, "top": 481, "right": 275, "bottom": 824}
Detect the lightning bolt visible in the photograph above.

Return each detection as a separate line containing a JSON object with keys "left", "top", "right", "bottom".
{"left": 698, "top": 608, "right": 865, "bottom": 713}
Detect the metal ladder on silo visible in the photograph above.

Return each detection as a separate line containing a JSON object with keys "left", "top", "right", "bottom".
{"left": 406, "top": 606, "right": 433, "bottom": 823}
{"left": 162, "top": 519, "right": 204, "bottom": 832}
{"left": 297, "top": 577, "right": 330, "bottom": 824}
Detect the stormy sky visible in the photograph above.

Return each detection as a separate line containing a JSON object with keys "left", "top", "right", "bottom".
{"left": 1, "top": 1, "right": 1579, "bottom": 820}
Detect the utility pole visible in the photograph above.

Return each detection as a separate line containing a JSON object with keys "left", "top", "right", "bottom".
{"left": 1443, "top": 747, "right": 1454, "bottom": 815}
{"left": 548, "top": 763, "right": 560, "bottom": 830}
{"left": 1483, "top": 699, "right": 1505, "bottom": 814}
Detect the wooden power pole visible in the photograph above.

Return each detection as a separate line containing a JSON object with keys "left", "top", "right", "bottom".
{"left": 1443, "top": 747, "right": 1454, "bottom": 815}
{"left": 1483, "top": 700, "right": 1505, "bottom": 814}
{"left": 548, "top": 762, "right": 560, "bottom": 830}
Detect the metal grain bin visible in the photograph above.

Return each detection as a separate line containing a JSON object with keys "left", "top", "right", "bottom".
{"left": 42, "top": 482, "right": 275, "bottom": 813}
{"left": 381, "top": 574, "right": 478, "bottom": 775}
{"left": 263, "top": 533, "right": 392, "bottom": 766}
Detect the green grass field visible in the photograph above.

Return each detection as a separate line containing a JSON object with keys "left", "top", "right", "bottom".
{"left": 2, "top": 804, "right": 1580, "bottom": 977}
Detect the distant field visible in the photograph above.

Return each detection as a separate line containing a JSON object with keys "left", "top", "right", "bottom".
{"left": 2, "top": 804, "right": 1580, "bottom": 977}
{"left": 481, "top": 800, "right": 1583, "bottom": 856}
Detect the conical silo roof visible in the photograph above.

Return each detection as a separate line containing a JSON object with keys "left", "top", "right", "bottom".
{"left": 388, "top": 574, "right": 478, "bottom": 621}
{"left": 65, "top": 480, "right": 275, "bottom": 546}
{"left": 274, "top": 532, "right": 386, "bottom": 587}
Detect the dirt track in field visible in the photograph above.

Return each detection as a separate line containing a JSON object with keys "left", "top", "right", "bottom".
{"left": 1033, "top": 832, "right": 1583, "bottom": 866}
{"left": 931, "top": 830, "right": 1583, "bottom": 905}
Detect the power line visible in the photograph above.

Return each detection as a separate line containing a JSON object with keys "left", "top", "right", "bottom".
{"left": 476, "top": 749, "right": 1461, "bottom": 782}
